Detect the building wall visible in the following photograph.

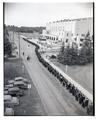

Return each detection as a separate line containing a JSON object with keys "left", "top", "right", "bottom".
{"left": 75, "top": 18, "right": 93, "bottom": 36}
{"left": 43, "top": 17, "right": 93, "bottom": 49}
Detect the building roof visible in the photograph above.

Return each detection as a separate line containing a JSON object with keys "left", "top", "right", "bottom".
{"left": 48, "top": 17, "right": 93, "bottom": 24}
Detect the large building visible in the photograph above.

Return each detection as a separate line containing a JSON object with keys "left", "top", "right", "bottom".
{"left": 43, "top": 17, "right": 93, "bottom": 49}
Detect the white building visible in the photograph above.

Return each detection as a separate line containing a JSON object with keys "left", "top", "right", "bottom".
{"left": 43, "top": 17, "right": 93, "bottom": 49}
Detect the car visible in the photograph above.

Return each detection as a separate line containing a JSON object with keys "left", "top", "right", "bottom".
{"left": 8, "top": 87, "right": 20, "bottom": 92}
{"left": 4, "top": 87, "right": 9, "bottom": 91}
{"left": 4, "top": 107, "right": 14, "bottom": 116}
{"left": 5, "top": 84, "right": 14, "bottom": 88}
{"left": 4, "top": 90, "right": 9, "bottom": 95}
{"left": 22, "top": 78, "right": 30, "bottom": 84}
{"left": 4, "top": 84, "right": 14, "bottom": 91}
{"left": 4, "top": 95, "right": 12, "bottom": 101}
{"left": 8, "top": 87, "right": 24, "bottom": 97}
{"left": 15, "top": 77, "right": 30, "bottom": 84}
{"left": 4, "top": 95, "right": 19, "bottom": 106}
{"left": 8, "top": 80, "right": 15, "bottom": 84}
{"left": 14, "top": 81, "right": 28, "bottom": 89}
{"left": 15, "top": 90, "right": 24, "bottom": 97}
{"left": 15, "top": 77, "right": 23, "bottom": 81}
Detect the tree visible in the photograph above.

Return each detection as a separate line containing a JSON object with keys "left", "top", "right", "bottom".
{"left": 4, "top": 25, "right": 12, "bottom": 56}
{"left": 79, "top": 31, "right": 93, "bottom": 64}
{"left": 57, "top": 42, "right": 65, "bottom": 63}
{"left": 63, "top": 46, "right": 78, "bottom": 65}
{"left": 57, "top": 31, "right": 93, "bottom": 65}
{"left": 58, "top": 43, "right": 78, "bottom": 65}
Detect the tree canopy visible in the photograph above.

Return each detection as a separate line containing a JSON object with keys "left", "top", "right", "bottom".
{"left": 57, "top": 32, "right": 93, "bottom": 65}
{"left": 7, "top": 25, "right": 45, "bottom": 34}
{"left": 4, "top": 25, "right": 12, "bottom": 56}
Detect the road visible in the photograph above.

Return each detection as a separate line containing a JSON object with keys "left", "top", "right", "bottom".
{"left": 15, "top": 33, "right": 88, "bottom": 115}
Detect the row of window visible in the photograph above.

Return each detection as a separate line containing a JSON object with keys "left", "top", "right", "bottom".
{"left": 50, "top": 31, "right": 82, "bottom": 37}
{"left": 45, "top": 36, "right": 85, "bottom": 43}
{"left": 46, "top": 36, "right": 58, "bottom": 41}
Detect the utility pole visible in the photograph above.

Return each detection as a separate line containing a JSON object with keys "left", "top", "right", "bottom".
{"left": 18, "top": 32, "right": 20, "bottom": 59}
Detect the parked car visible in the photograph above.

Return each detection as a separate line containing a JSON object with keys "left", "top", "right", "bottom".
{"left": 22, "top": 78, "right": 30, "bottom": 84}
{"left": 5, "top": 84, "right": 14, "bottom": 88}
{"left": 14, "top": 81, "right": 28, "bottom": 89}
{"left": 15, "top": 77, "right": 23, "bottom": 81}
{"left": 4, "top": 107, "right": 14, "bottom": 116}
{"left": 4, "top": 95, "right": 19, "bottom": 106}
{"left": 8, "top": 87, "right": 24, "bottom": 97}
{"left": 4, "top": 90, "right": 9, "bottom": 95}
{"left": 8, "top": 87, "right": 20, "bottom": 92}
{"left": 4, "top": 87, "right": 9, "bottom": 91}
{"left": 8, "top": 80, "right": 15, "bottom": 84}
{"left": 15, "top": 77, "right": 30, "bottom": 84}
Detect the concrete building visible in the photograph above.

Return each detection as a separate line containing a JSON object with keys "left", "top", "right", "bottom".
{"left": 43, "top": 17, "right": 93, "bottom": 49}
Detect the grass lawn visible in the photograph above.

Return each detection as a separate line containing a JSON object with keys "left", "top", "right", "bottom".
{"left": 50, "top": 59, "right": 93, "bottom": 95}
{"left": 4, "top": 58, "right": 45, "bottom": 116}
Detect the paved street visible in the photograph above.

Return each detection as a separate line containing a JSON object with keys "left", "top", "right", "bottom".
{"left": 14, "top": 33, "right": 88, "bottom": 115}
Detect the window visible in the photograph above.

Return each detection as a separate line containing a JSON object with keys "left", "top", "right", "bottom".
{"left": 66, "top": 39, "right": 68, "bottom": 42}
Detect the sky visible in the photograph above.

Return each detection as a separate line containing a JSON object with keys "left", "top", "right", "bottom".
{"left": 4, "top": 3, "right": 93, "bottom": 27}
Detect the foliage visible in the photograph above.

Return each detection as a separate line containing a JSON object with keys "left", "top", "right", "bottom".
{"left": 7, "top": 25, "right": 46, "bottom": 34}
{"left": 79, "top": 35, "right": 93, "bottom": 64}
{"left": 4, "top": 25, "right": 12, "bottom": 56}
{"left": 58, "top": 45, "right": 78, "bottom": 65}
{"left": 57, "top": 32, "right": 93, "bottom": 65}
